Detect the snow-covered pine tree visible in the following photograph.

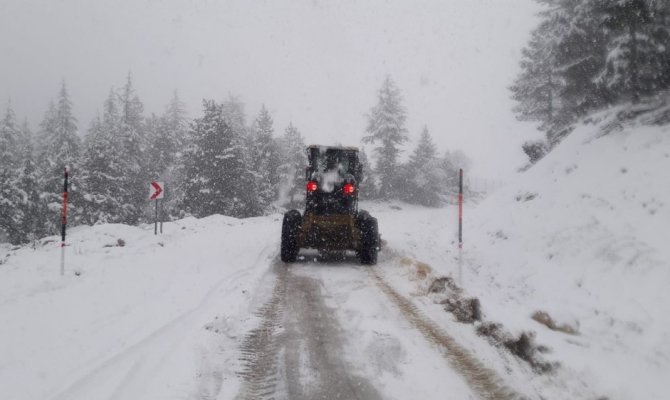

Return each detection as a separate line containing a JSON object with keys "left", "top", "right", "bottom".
{"left": 79, "top": 91, "right": 126, "bottom": 224}
{"left": 598, "top": 0, "right": 670, "bottom": 103}
{"left": 357, "top": 147, "right": 376, "bottom": 200}
{"left": 515, "top": 0, "right": 669, "bottom": 163}
{"left": 513, "top": 0, "right": 605, "bottom": 152}
{"left": 0, "top": 101, "right": 28, "bottom": 243}
{"left": 16, "top": 148, "right": 43, "bottom": 244}
{"left": 159, "top": 90, "right": 189, "bottom": 172}
{"left": 510, "top": 18, "right": 561, "bottom": 132}
{"left": 219, "top": 96, "right": 261, "bottom": 216}
{"left": 37, "top": 81, "right": 83, "bottom": 229}
{"left": 0, "top": 100, "right": 20, "bottom": 170}
{"left": 513, "top": 0, "right": 608, "bottom": 159}
{"left": 18, "top": 120, "right": 46, "bottom": 239}
{"left": 277, "top": 122, "right": 306, "bottom": 208}
{"left": 220, "top": 95, "right": 248, "bottom": 138}
{"left": 116, "top": 73, "right": 148, "bottom": 224}
{"left": 550, "top": 0, "right": 608, "bottom": 131}
{"left": 363, "top": 76, "right": 408, "bottom": 200}
{"left": 403, "top": 126, "right": 442, "bottom": 207}
{"left": 251, "top": 105, "right": 281, "bottom": 213}
{"left": 146, "top": 91, "right": 189, "bottom": 220}
{"left": 180, "top": 100, "right": 250, "bottom": 218}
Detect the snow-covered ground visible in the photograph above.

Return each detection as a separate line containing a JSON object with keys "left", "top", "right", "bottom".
{"left": 1, "top": 103, "right": 668, "bottom": 399}
{"left": 0, "top": 215, "right": 282, "bottom": 400}
{"left": 369, "top": 102, "right": 670, "bottom": 399}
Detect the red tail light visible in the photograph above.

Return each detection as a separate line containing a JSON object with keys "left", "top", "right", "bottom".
{"left": 306, "top": 180, "right": 318, "bottom": 192}
{"left": 343, "top": 183, "right": 356, "bottom": 195}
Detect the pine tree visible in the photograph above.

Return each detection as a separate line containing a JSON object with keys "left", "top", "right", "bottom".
{"left": 145, "top": 90, "right": 189, "bottom": 219}
{"left": 0, "top": 100, "right": 20, "bottom": 170}
{"left": 408, "top": 125, "right": 437, "bottom": 167}
{"left": 363, "top": 76, "right": 408, "bottom": 200}
{"left": 37, "top": 81, "right": 83, "bottom": 228}
{"left": 357, "top": 147, "right": 376, "bottom": 200}
{"left": 598, "top": 0, "right": 670, "bottom": 103}
{"left": 220, "top": 95, "right": 248, "bottom": 138}
{"left": 116, "top": 72, "right": 148, "bottom": 224}
{"left": 16, "top": 153, "right": 43, "bottom": 243}
{"left": 0, "top": 102, "right": 38, "bottom": 244}
{"left": 514, "top": 0, "right": 670, "bottom": 163}
{"left": 277, "top": 122, "right": 306, "bottom": 207}
{"left": 251, "top": 105, "right": 281, "bottom": 212}
{"left": 552, "top": 0, "right": 608, "bottom": 133}
{"left": 219, "top": 96, "right": 261, "bottom": 216}
{"left": 180, "top": 100, "right": 250, "bottom": 218}
{"left": 512, "top": 0, "right": 607, "bottom": 148}
{"left": 159, "top": 90, "right": 189, "bottom": 172}
{"left": 401, "top": 126, "right": 442, "bottom": 206}
{"left": 0, "top": 102, "right": 22, "bottom": 243}
{"left": 510, "top": 18, "right": 562, "bottom": 132}
{"left": 35, "top": 100, "right": 56, "bottom": 159}
{"left": 79, "top": 92, "right": 126, "bottom": 224}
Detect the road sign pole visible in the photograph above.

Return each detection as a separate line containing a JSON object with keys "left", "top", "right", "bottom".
{"left": 160, "top": 199, "right": 163, "bottom": 234}
{"left": 154, "top": 199, "right": 158, "bottom": 235}
{"left": 60, "top": 167, "right": 69, "bottom": 276}
{"left": 150, "top": 181, "right": 164, "bottom": 235}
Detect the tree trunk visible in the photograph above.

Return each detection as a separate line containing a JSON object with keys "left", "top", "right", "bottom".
{"left": 629, "top": 19, "right": 640, "bottom": 104}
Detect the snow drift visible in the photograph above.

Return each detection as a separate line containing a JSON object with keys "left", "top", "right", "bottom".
{"left": 458, "top": 101, "right": 670, "bottom": 399}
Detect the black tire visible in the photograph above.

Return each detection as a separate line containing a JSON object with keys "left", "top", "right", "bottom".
{"left": 281, "top": 210, "right": 302, "bottom": 262}
{"left": 359, "top": 216, "right": 378, "bottom": 265}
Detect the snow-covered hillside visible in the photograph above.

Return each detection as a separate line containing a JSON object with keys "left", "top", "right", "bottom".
{"left": 473, "top": 105, "right": 670, "bottom": 399}
{"left": 397, "top": 101, "right": 670, "bottom": 399}
{"left": 1, "top": 101, "right": 668, "bottom": 399}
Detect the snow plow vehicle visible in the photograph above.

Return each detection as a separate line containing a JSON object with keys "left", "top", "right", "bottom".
{"left": 281, "top": 145, "right": 379, "bottom": 265}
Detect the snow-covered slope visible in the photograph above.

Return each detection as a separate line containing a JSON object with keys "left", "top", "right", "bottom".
{"left": 468, "top": 104, "right": 670, "bottom": 399}
{"left": 381, "top": 102, "right": 670, "bottom": 399}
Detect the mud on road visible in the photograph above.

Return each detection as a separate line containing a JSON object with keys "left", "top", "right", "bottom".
{"left": 236, "top": 261, "right": 382, "bottom": 400}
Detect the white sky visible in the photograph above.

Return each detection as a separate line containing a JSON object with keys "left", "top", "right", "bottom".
{"left": 0, "top": 0, "right": 541, "bottom": 180}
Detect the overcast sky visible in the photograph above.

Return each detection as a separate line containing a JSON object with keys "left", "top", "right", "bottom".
{"left": 0, "top": 0, "right": 541, "bottom": 181}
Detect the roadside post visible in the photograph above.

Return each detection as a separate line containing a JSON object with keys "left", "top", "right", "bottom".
{"left": 150, "top": 181, "right": 164, "bottom": 235}
{"left": 458, "top": 168, "right": 463, "bottom": 286}
{"left": 160, "top": 198, "right": 164, "bottom": 234}
{"left": 60, "top": 167, "right": 69, "bottom": 276}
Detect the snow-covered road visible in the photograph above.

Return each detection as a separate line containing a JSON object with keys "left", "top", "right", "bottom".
{"left": 0, "top": 210, "right": 523, "bottom": 400}
{"left": 235, "top": 258, "right": 492, "bottom": 399}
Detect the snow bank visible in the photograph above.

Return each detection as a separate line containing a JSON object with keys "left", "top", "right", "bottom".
{"left": 371, "top": 103, "right": 670, "bottom": 399}
{"left": 0, "top": 214, "right": 281, "bottom": 400}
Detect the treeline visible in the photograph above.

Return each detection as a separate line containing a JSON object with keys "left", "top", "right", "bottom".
{"left": 511, "top": 0, "right": 670, "bottom": 162}
{"left": 0, "top": 74, "right": 467, "bottom": 245}
{"left": 362, "top": 77, "right": 470, "bottom": 207}
{"left": 0, "top": 74, "right": 310, "bottom": 244}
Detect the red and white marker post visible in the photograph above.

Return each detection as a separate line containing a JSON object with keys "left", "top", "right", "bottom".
{"left": 150, "top": 182, "right": 164, "bottom": 235}
{"left": 60, "top": 167, "right": 69, "bottom": 276}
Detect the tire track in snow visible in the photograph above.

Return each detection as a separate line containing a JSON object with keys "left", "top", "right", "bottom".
{"left": 49, "top": 266, "right": 253, "bottom": 400}
{"left": 371, "top": 268, "right": 525, "bottom": 400}
{"left": 235, "top": 262, "right": 287, "bottom": 400}
{"left": 235, "top": 261, "right": 383, "bottom": 400}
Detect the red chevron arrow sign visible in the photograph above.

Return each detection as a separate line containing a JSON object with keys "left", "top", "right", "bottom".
{"left": 150, "top": 181, "right": 164, "bottom": 200}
